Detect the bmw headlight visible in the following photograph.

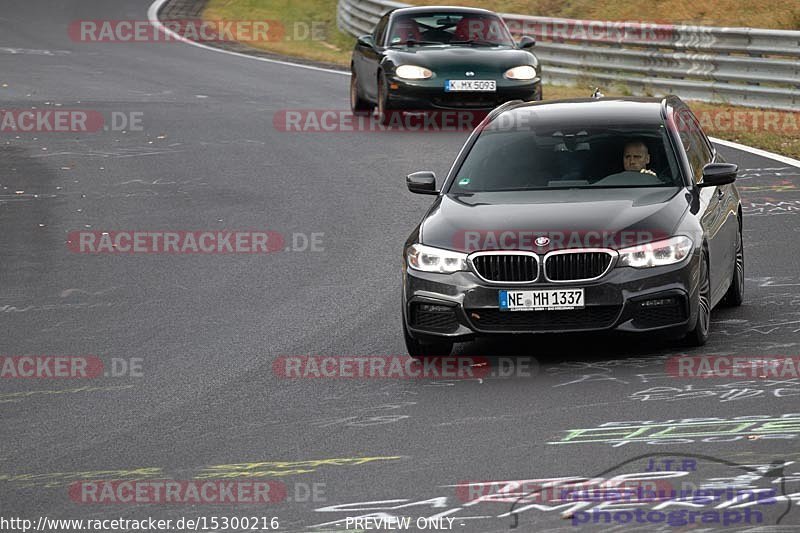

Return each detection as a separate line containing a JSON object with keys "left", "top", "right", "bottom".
{"left": 618, "top": 236, "right": 694, "bottom": 268}
{"left": 406, "top": 244, "right": 467, "bottom": 273}
{"left": 504, "top": 65, "right": 537, "bottom": 80}
{"left": 395, "top": 65, "right": 433, "bottom": 80}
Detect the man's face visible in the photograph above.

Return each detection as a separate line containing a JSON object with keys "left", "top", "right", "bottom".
{"left": 623, "top": 142, "right": 650, "bottom": 171}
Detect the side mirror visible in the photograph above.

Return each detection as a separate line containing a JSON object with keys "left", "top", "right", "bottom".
{"left": 357, "top": 34, "right": 375, "bottom": 47}
{"left": 699, "top": 163, "right": 738, "bottom": 187}
{"left": 518, "top": 35, "right": 535, "bottom": 49}
{"left": 407, "top": 171, "right": 438, "bottom": 195}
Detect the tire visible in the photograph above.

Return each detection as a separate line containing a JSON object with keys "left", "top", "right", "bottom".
{"left": 721, "top": 224, "right": 744, "bottom": 307}
{"left": 376, "top": 71, "right": 394, "bottom": 126}
{"left": 684, "top": 251, "right": 711, "bottom": 347}
{"left": 522, "top": 84, "right": 542, "bottom": 102}
{"left": 403, "top": 320, "right": 453, "bottom": 358}
{"left": 349, "top": 71, "right": 371, "bottom": 115}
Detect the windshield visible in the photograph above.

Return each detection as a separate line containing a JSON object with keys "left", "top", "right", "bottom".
{"left": 449, "top": 121, "right": 683, "bottom": 192}
{"left": 387, "top": 13, "right": 515, "bottom": 46}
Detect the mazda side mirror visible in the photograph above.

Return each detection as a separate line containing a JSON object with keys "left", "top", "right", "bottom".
{"left": 406, "top": 171, "right": 438, "bottom": 195}
{"left": 699, "top": 163, "right": 737, "bottom": 187}
{"left": 518, "top": 36, "right": 535, "bottom": 49}
{"left": 357, "top": 34, "right": 375, "bottom": 47}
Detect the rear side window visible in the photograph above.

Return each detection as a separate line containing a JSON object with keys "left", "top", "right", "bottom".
{"left": 674, "top": 109, "right": 712, "bottom": 183}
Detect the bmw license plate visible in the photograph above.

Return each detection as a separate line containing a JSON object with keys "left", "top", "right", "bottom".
{"left": 445, "top": 80, "right": 496, "bottom": 92}
{"left": 499, "top": 289, "right": 584, "bottom": 311}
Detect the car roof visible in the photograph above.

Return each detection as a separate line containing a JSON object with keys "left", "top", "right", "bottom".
{"left": 389, "top": 6, "right": 500, "bottom": 18}
{"left": 490, "top": 97, "right": 677, "bottom": 128}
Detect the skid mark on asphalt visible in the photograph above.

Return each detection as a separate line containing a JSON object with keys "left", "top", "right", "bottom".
{"left": 716, "top": 316, "right": 800, "bottom": 336}
{"left": 0, "top": 384, "right": 134, "bottom": 404}
{"left": 29, "top": 148, "right": 185, "bottom": 159}
{"left": 59, "top": 287, "right": 123, "bottom": 298}
{"left": 0, "top": 286, "right": 130, "bottom": 314}
{"left": 748, "top": 277, "right": 800, "bottom": 288}
{"left": 0, "top": 47, "right": 71, "bottom": 56}
{"left": 0, "top": 301, "right": 125, "bottom": 314}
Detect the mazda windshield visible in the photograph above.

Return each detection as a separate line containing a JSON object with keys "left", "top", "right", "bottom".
{"left": 387, "top": 12, "right": 515, "bottom": 46}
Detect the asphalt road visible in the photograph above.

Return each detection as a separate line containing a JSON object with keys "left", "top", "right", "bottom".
{"left": 2, "top": 1, "right": 800, "bottom": 532}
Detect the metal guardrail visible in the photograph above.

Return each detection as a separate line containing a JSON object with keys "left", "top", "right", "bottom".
{"left": 337, "top": 0, "right": 800, "bottom": 110}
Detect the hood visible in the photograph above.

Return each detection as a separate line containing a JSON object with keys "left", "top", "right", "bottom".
{"left": 386, "top": 46, "right": 537, "bottom": 73}
{"left": 420, "top": 187, "right": 690, "bottom": 253}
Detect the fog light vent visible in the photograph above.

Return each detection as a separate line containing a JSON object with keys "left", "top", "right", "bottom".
{"left": 419, "top": 304, "right": 451, "bottom": 313}
{"left": 640, "top": 297, "right": 678, "bottom": 308}
{"left": 410, "top": 303, "right": 459, "bottom": 332}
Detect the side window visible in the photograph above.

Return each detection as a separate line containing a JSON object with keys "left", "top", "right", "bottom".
{"left": 373, "top": 15, "right": 389, "bottom": 46}
{"left": 686, "top": 113, "right": 713, "bottom": 163}
{"left": 674, "top": 109, "right": 712, "bottom": 183}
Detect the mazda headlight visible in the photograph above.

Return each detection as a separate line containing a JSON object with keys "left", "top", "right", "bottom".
{"left": 504, "top": 65, "right": 537, "bottom": 80}
{"left": 395, "top": 65, "right": 433, "bottom": 80}
{"left": 618, "top": 236, "right": 693, "bottom": 268}
{"left": 406, "top": 244, "right": 467, "bottom": 273}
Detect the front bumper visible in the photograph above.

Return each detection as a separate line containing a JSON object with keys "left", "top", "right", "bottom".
{"left": 386, "top": 76, "right": 542, "bottom": 110}
{"left": 402, "top": 253, "right": 700, "bottom": 342}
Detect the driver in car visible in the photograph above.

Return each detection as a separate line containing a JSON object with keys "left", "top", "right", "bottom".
{"left": 623, "top": 140, "right": 657, "bottom": 175}
{"left": 592, "top": 139, "right": 659, "bottom": 185}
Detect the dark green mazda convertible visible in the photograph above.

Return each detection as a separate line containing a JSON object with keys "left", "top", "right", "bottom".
{"left": 350, "top": 6, "right": 542, "bottom": 123}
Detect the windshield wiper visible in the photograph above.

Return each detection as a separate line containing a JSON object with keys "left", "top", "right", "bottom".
{"left": 390, "top": 39, "right": 443, "bottom": 47}
{"left": 449, "top": 39, "right": 503, "bottom": 46}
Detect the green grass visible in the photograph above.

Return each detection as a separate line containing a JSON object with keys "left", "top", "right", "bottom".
{"left": 203, "top": 0, "right": 800, "bottom": 158}
{"left": 203, "top": 0, "right": 353, "bottom": 64}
